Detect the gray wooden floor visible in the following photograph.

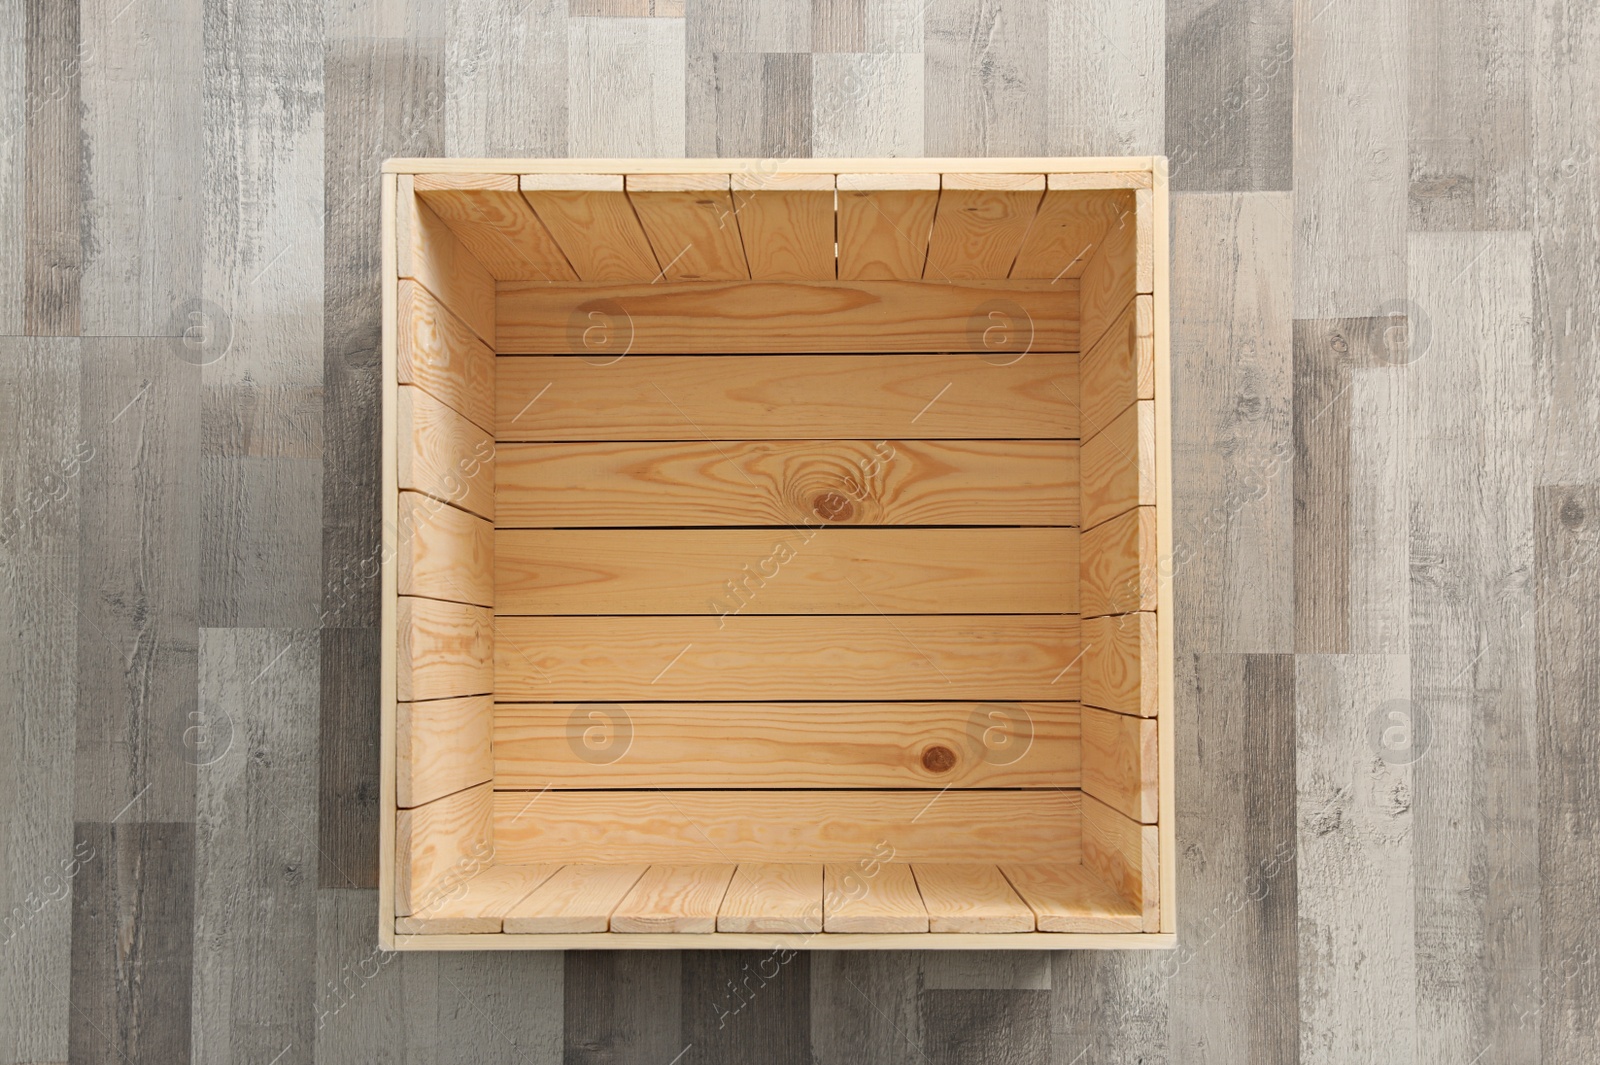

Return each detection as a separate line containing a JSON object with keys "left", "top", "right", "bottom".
{"left": 1, "top": 0, "right": 1596, "bottom": 1061}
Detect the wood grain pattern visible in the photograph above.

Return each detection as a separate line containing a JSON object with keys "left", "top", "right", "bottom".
{"left": 397, "top": 175, "right": 497, "bottom": 345}
{"left": 1080, "top": 400, "right": 1156, "bottom": 530}
{"left": 730, "top": 173, "right": 835, "bottom": 280}
{"left": 394, "top": 781, "right": 493, "bottom": 916}
{"left": 495, "top": 278, "right": 1079, "bottom": 354}
{"left": 398, "top": 384, "right": 495, "bottom": 520}
{"left": 398, "top": 492, "right": 493, "bottom": 607}
{"left": 494, "top": 527, "right": 1078, "bottom": 615}
{"left": 520, "top": 174, "right": 662, "bottom": 280}
{"left": 396, "top": 598, "right": 493, "bottom": 703}
{"left": 415, "top": 175, "right": 579, "bottom": 281}
{"left": 835, "top": 174, "right": 940, "bottom": 280}
{"left": 491, "top": 790, "right": 1082, "bottom": 864}
{"left": 625, "top": 174, "right": 748, "bottom": 279}
{"left": 502, "top": 864, "right": 650, "bottom": 933}
{"left": 1080, "top": 611, "right": 1157, "bottom": 717}
{"left": 397, "top": 278, "right": 496, "bottom": 433}
{"left": 717, "top": 864, "right": 824, "bottom": 932}
{"left": 1080, "top": 705, "right": 1158, "bottom": 823}
{"left": 1079, "top": 294, "right": 1155, "bottom": 440}
{"left": 912, "top": 864, "right": 1034, "bottom": 932}
{"left": 493, "top": 614, "right": 1081, "bottom": 701}
{"left": 923, "top": 174, "right": 1044, "bottom": 280}
{"left": 1080, "top": 506, "right": 1157, "bottom": 617}
{"left": 493, "top": 701, "right": 1082, "bottom": 789}
{"left": 397, "top": 694, "right": 494, "bottom": 808}
{"left": 493, "top": 438, "right": 1080, "bottom": 527}
{"left": 495, "top": 352, "right": 1080, "bottom": 440}
{"left": 1010, "top": 186, "right": 1125, "bottom": 280}
{"left": 611, "top": 864, "right": 738, "bottom": 933}
{"left": 1077, "top": 188, "right": 1153, "bottom": 352}
{"left": 395, "top": 862, "right": 559, "bottom": 934}
{"left": 1080, "top": 792, "right": 1158, "bottom": 932}
{"left": 999, "top": 863, "right": 1141, "bottom": 932}
{"left": 824, "top": 863, "right": 927, "bottom": 932}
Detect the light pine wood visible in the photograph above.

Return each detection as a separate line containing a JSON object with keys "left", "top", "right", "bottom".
{"left": 491, "top": 790, "right": 1081, "bottom": 864}
{"left": 625, "top": 174, "right": 749, "bottom": 280}
{"left": 922, "top": 175, "right": 1045, "bottom": 281}
{"left": 398, "top": 492, "right": 493, "bottom": 607}
{"left": 519, "top": 174, "right": 662, "bottom": 281}
{"left": 835, "top": 173, "right": 940, "bottom": 280}
{"left": 494, "top": 352, "right": 1080, "bottom": 440}
{"left": 495, "top": 278, "right": 1079, "bottom": 354}
{"left": 493, "top": 614, "right": 1081, "bottom": 701}
{"left": 389, "top": 157, "right": 1161, "bottom": 176}
{"left": 414, "top": 174, "right": 578, "bottom": 282}
{"left": 493, "top": 701, "right": 1082, "bottom": 789}
{"left": 1046, "top": 171, "right": 1153, "bottom": 190}
{"left": 1079, "top": 294, "right": 1155, "bottom": 440}
{"left": 493, "top": 439, "right": 1080, "bottom": 528}
{"left": 494, "top": 527, "right": 1078, "bottom": 615}
{"left": 1080, "top": 705, "right": 1158, "bottom": 823}
{"left": 717, "top": 864, "right": 824, "bottom": 933}
{"left": 1080, "top": 400, "right": 1156, "bottom": 530}
{"left": 394, "top": 781, "right": 493, "bottom": 916}
{"left": 1078, "top": 187, "right": 1154, "bottom": 353}
{"left": 396, "top": 598, "right": 493, "bottom": 703}
{"left": 397, "top": 694, "right": 494, "bottom": 809}
{"left": 1010, "top": 186, "right": 1126, "bottom": 280}
{"left": 1080, "top": 792, "right": 1158, "bottom": 932}
{"left": 380, "top": 172, "right": 400, "bottom": 948}
{"left": 912, "top": 864, "right": 1034, "bottom": 932}
{"left": 385, "top": 930, "right": 1175, "bottom": 949}
{"left": 395, "top": 863, "right": 559, "bottom": 934}
{"left": 1150, "top": 157, "right": 1175, "bottom": 939}
{"left": 730, "top": 173, "right": 835, "bottom": 280}
{"left": 397, "top": 279, "right": 496, "bottom": 434}
{"left": 1000, "top": 863, "right": 1141, "bottom": 932}
{"left": 397, "top": 385, "right": 495, "bottom": 521}
{"left": 396, "top": 175, "right": 497, "bottom": 346}
{"left": 610, "top": 864, "right": 738, "bottom": 933}
{"left": 824, "top": 863, "right": 928, "bottom": 932}
{"left": 501, "top": 864, "right": 650, "bottom": 933}
{"left": 1081, "top": 612, "right": 1157, "bottom": 717}
{"left": 1080, "top": 506, "right": 1157, "bottom": 618}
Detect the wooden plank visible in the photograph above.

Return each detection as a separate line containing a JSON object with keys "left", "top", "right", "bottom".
{"left": 1080, "top": 400, "right": 1157, "bottom": 530}
{"left": 610, "top": 864, "right": 738, "bottom": 933}
{"left": 1080, "top": 506, "right": 1157, "bottom": 618}
{"left": 397, "top": 694, "right": 494, "bottom": 808}
{"left": 414, "top": 174, "right": 578, "bottom": 282}
{"left": 1080, "top": 705, "right": 1158, "bottom": 823}
{"left": 394, "top": 781, "right": 493, "bottom": 916}
{"left": 496, "top": 278, "right": 1078, "bottom": 355}
{"left": 493, "top": 701, "right": 1081, "bottom": 789}
{"left": 923, "top": 174, "right": 1045, "bottom": 280}
{"left": 502, "top": 864, "right": 650, "bottom": 933}
{"left": 1000, "top": 864, "right": 1141, "bottom": 932}
{"left": 624, "top": 174, "right": 748, "bottom": 280}
{"left": 396, "top": 598, "right": 493, "bottom": 703}
{"left": 1045, "top": 171, "right": 1154, "bottom": 190}
{"left": 1077, "top": 188, "right": 1154, "bottom": 352}
{"left": 396, "top": 279, "right": 496, "bottom": 434}
{"left": 1079, "top": 294, "right": 1155, "bottom": 440}
{"left": 717, "top": 864, "right": 823, "bottom": 933}
{"left": 1081, "top": 612, "right": 1157, "bottom": 717}
{"left": 397, "top": 175, "right": 497, "bottom": 345}
{"left": 1080, "top": 791, "right": 1158, "bottom": 932}
{"left": 491, "top": 790, "right": 1081, "bottom": 864}
{"left": 912, "top": 864, "right": 1034, "bottom": 933}
{"left": 397, "top": 384, "right": 495, "bottom": 521}
{"left": 395, "top": 863, "right": 560, "bottom": 934}
{"left": 494, "top": 352, "right": 1080, "bottom": 440}
{"left": 494, "top": 527, "right": 1078, "bottom": 615}
{"left": 494, "top": 614, "right": 1081, "bottom": 701}
{"left": 1010, "top": 186, "right": 1126, "bottom": 281}
{"left": 836, "top": 173, "right": 940, "bottom": 280}
{"left": 390, "top": 158, "right": 1164, "bottom": 176}
{"left": 824, "top": 863, "right": 928, "bottom": 932}
{"left": 493, "top": 438, "right": 1080, "bottom": 527}
{"left": 730, "top": 172, "right": 836, "bottom": 280}
{"left": 398, "top": 492, "right": 493, "bottom": 607}
{"left": 519, "top": 174, "right": 662, "bottom": 281}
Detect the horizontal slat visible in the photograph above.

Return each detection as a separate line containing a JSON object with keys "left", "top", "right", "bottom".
{"left": 493, "top": 701, "right": 1081, "bottom": 789}
{"left": 397, "top": 598, "right": 493, "bottom": 703}
{"left": 1081, "top": 612, "right": 1158, "bottom": 717}
{"left": 493, "top": 614, "right": 1081, "bottom": 701}
{"left": 610, "top": 864, "right": 737, "bottom": 933}
{"left": 395, "top": 782, "right": 493, "bottom": 916}
{"left": 1000, "top": 864, "right": 1142, "bottom": 932}
{"left": 414, "top": 177, "right": 578, "bottom": 282}
{"left": 912, "top": 864, "right": 1034, "bottom": 933}
{"left": 1081, "top": 705, "right": 1159, "bottom": 823}
{"left": 824, "top": 863, "right": 927, "bottom": 933}
{"left": 1080, "top": 400, "right": 1156, "bottom": 530}
{"left": 502, "top": 864, "right": 649, "bottom": 933}
{"left": 1082, "top": 792, "right": 1159, "bottom": 932}
{"left": 491, "top": 790, "right": 1081, "bottom": 864}
{"left": 494, "top": 527, "right": 1078, "bottom": 615}
{"left": 1080, "top": 506, "right": 1157, "bottom": 618}
{"left": 397, "top": 279, "right": 496, "bottom": 433}
{"left": 395, "top": 863, "right": 559, "bottom": 935}
{"left": 717, "top": 864, "right": 823, "bottom": 933}
{"left": 495, "top": 279, "right": 1077, "bottom": 354}
{"left": 495, "top": 353, "right": 1080, "bottom": 440}
{"left": 398, "top": 385, "right": 495, "bottom": 521}
{"left": 1079, "top": 295, "right": 1155, "bottom": 440}
{"left": 397, "top": 694, "right": 494, "bottom": 808}
{"left": 493, "top": 439, "right": 1079, "bottom": 527}
{"left": 399, "top": 492, "right": 493, "bottom": 607}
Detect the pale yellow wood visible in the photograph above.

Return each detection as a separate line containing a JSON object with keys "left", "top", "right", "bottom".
{"left": 396, "top": 598, "right": 493, "bottom": 703}
{"left": 716, "top": 864, "right": 824, "bottom": 933}
{"left": 1011, "top": 188, "right": 1127, "bottom": 281}
{"left": 396, "top": 175, "right": 497, "bottom": 346}
{"left": 495, "top": 278, "right": 1078, "bottom": 354}
{"left": 1080, "top": 400, "right": 1157, "bottom": 530}
{"left": 729, "top": 178, "right": 835, "bottom": 280}
{"left": 1079, "top": 294, "right": 1155, "bottom": 440}
{"left": 911, "top": 864, "right": 1034, "bottom": 933}
{"left": 1080, "top": 506, "right": 1157, "bottom": 618}
{"left": 502, "top": 864, "right": 649, "bottom": 933}
{"left": 1081, "top": 792, "right": 1159, "bottom": 932}
{"left": 387, "top": 156, "right": 1160, "bottom": 177}
{"left": 1081, "top": 612, "right": 1157, "bottom": 718}
{"left": 625, "top": 175, "right": 748, "bottom": 280}
{"left": 397, "top": 694, "right": 494, "bottom": 808}
{"left": 824, "top": 863, "right": 927, "bottom": 932}
{"left": 1151, "top": 156, "right": 1175, "bottom": 935}
{"left": 1000, "top": 863, "right": 1142, "bottom": 932}
{"left": 491, "top": 790, "right": 1081, "bottom": 865}
{"left": 494, "top": 352, "right": 1079, "bottom": 441}
{"left": 494, "top": 527, "right": 1077, "bottom": 615}
{"left": 380, "top": 172, "right": 400, "bottom": 950}
{"left": 397, "top": 279, "right": 496, "bottom": 434}
{"left": 493, "top": 439, "right": 1080, "bottom": 528}
{"left": 395, "top": 863, "right": 559, "bottom": 934}
{"left": 394, "top": 930, "right": 1176, "bottom": 948}
{"left": 519, "top": 175, "right": 661, "bottom": 281}
{"left": 494, "top": 614, "right": 1081, "bottom": 701}
{"left": 610, "top": 864, "right": 737, "bottom": 933}
{"left": 414, "top": 174, "right": 578, "bottom": 282}
{"left": 397, "top": 385, "right": 495, "bottom": 521}
{"left": 836, "top": 173, "right": 942, "bottom": 191}
{"left": 1047, "top": 171, "right": 1153, "bottom": 190}
{"left": 1078, "top": 187, "right": 1154, "bottom": 352}
{"left": 493, "top": 701, "right": 1081, "bottom": 789}
{"left": 398, "top": 492, "right": 493, "bottom": 607}
{"left": 411, "top": 173, "right": 519, "bottom": 190}
{"left": 626, "top": 172, "right": 731, "bottom": 191}
{"left": 923, "top": 174, "right": 1044, "bottom": 281}
{"left": 836, "top": 174, "right": 939, "bottom": 280}
{"left": 1080, "top": 705, "right": 1159, "bottom": 824}
{"left": 520, "top": 173, "right": 624, "bottom": 191}
{"left": 394, "top": 781, "right": 493, "bottom": 916}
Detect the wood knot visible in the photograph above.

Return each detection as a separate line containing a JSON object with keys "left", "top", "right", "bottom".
{"left": 812, "top": 491, "right": 854, "bottom": 522}
{"left": 921, "top": 745, "right": 957, "bottom": 774}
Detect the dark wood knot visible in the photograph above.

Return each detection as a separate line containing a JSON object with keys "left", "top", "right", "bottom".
{"left": 812, "top": 491, "right": 854, "bottom": 522}
{"left": 921, "top": 745, "right": 957, "bottom": 773}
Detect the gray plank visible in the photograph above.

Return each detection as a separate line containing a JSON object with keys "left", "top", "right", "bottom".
{"left": 812, "top": 52, "right": 923, "bottom": 158}
{"left": 313, "top": 888, "right": 440, "bottom": 1061}
{"left": 567, "top": 16, "right": 686, "bottom": 157}
{"left": 924, "top": 0, "right": 1047, "bottom": 155}
{"left": 318, "top": 627, "right": 381, "bottom": 889}
{"left": 446, "top": 0, "right": 565, "bottom": 157}
{"left": 701, "top": 52, "right": 812, "bottom": 158}
{"left": 813, "top": 0, "right": 865, "bottom": 53}
{"left": 682, "top": 950, "right": 810, "bottom": 1065}
{"left": 24, "top": 0, "right": 82, "bottom": 335}
{"left": 1049, "top": 953, "right": 1169, "bottom": 1065}
{"left": 0, "top": 0, "right": 22, "bottom": 334}
{"left": 1046, "top": 0, "right": 1164, "bottom": 156}
{"left": 923, "top": 990, "right": 1050, "bottom": 1065}
{"left": 563, "top": 951, "right": 683, "bottom": 1065}
{"left": 687, "top": 0, "right": 811, "bottom": 53}
{"left": 922, "top": 952, "right": 1050, "bottom": 990}
{"left": 810, "top": 953, "right": 924, "bottom": 1065}
{"left": 437, "top": 953, "right": 563, "bottom": 1063}
{"left": 327, "top": 0, "right": 445, "bottom": 39}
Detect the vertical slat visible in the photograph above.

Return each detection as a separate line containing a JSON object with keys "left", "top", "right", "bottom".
{"left": 414, "top": 173, "right": 578, "bottom": 282}
{"left": 1000, "top": 864, "right": 1141, "bottom": 932}
{"left": 823, "top": 863, "right": 928, "bottom": 933}
{"left": 520, "top": 173, "right": 661, "bottom": 281}
{"left": 717, "top": 863, "right": 823, "bottom": 932}
{"left": 1010, "top": 182, "right": 1127, "bottom": 281}
{"left": 1080, "top": 705, "right": 1159, "bottom": 823}
{"left": 502, "top": 864, "right": 650, "bottom": 933}
{"left": 730, "top": 172, "right": 836, "bottom": 280}
{"left": 625, "top": 173, "right": 749, "bottom": 280}
{"left": 394, "top": 863, "right": 560, "bottom": 934}
{"left": 396, "top": 174, "right": 498, "bottom": 345}
{"left": 835, "top": 173, "right": 939, "bottom": 280}
{"left": 396, "top": 694, "right": 494, "bottom": 808}
{"left": 923, "top": 173, "right": 1044, "bottom": 280}
{"left": 610, "top": 864, "right": 738, "bottom": 933}
{"left": 394, "top": 781, "right": 494, "bottom": 916}
{"left": 911, "top": 865, "right": 1034, "bottom": 933}
{"left": 1080, "top": 792, "right": 1159, "bottom": 932}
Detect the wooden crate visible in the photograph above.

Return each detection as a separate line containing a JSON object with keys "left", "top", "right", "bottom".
{"left": 378, "top": 158, "right": 1174, "bottom": 950}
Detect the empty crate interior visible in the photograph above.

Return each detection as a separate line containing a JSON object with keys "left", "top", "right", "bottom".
{"left": 389, "top": 166, "right": 1163, "bottom": 940}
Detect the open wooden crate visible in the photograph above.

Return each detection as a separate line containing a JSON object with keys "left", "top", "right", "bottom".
{"left": 378, "top": 157, "right": 1174, "bottom": 950}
